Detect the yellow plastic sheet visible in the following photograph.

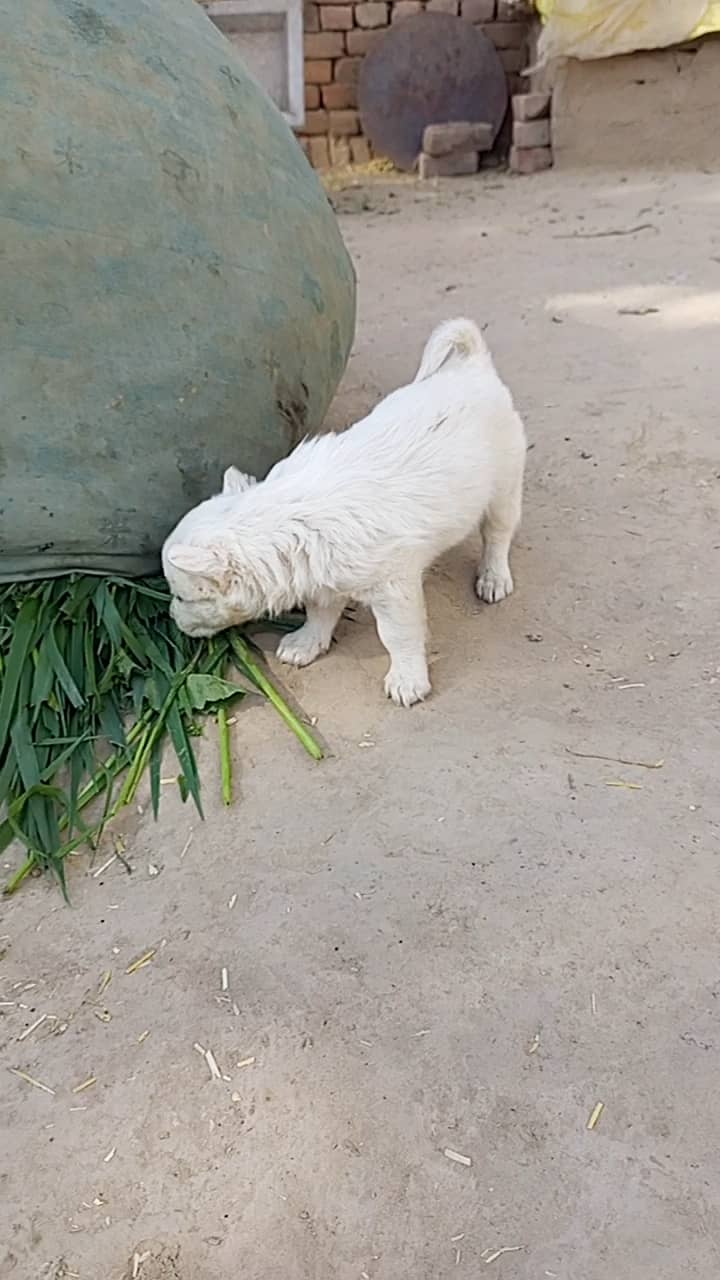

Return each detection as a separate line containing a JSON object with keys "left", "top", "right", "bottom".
{"left": 694, "top": 1, "right": 720, "bottom": 35}
{"left": 534, "top": 0, "right": 720, "bottom": 62}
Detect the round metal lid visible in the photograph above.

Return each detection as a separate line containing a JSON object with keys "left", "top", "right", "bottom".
{"left": 358, "top": 12, "right": 508, "bottom": 172}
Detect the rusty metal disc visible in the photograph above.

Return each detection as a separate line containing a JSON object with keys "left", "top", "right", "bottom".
{"left": 358, "top": 12, "right": 508, "bottom": 172}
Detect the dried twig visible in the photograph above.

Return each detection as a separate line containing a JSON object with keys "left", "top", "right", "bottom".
{"left": 587, "top": 1101, "right": 604, "bottom": 1130}
{"left": 554, "top": 223, "right": 656, "bottom": 239}
{"left": 8, "top": 1066, "right": 55, "bottom": 1095}
{"left": 444, "top": 1148, "right": 472, "bottom": 1167}
{"left": 72, "top": 1076, "right": 97, "bottom": 1094}
{"left": 484, "top": 1245, "right": 524, "bottom": 1264}
{"left": 125, "top": 949, "right": 156, "bottom": 975}
{"left": 205, "top": 1047, "right": 222, "bottom": 1079}
{"left": 17, "top": 1013, "right": 47, "bottom": 1042}
{"left": 565, "top": 747, "right": 663, "bottom": 769}
{"left": 92, "top": 853, "right": 117, "bottom": 879}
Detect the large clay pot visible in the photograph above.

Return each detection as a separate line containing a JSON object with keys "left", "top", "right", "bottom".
{"left": 0, "top": 0, "right": 355, "bottom": 580}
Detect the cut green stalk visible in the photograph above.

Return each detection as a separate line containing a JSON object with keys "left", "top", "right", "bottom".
{"left": 217, "top": 705, "right": 232, "bottom": 806}
{"left": 228, "top": 633, "right": 324, "bottom": 761}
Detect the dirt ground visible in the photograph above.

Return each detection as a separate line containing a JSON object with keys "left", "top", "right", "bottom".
{"left": 2, "top": 168, "right": 720, "bottom": 1280}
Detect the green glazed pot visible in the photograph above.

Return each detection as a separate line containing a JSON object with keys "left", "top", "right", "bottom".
{"left": 0, "top": 0, "right": 355, "bottom": 579}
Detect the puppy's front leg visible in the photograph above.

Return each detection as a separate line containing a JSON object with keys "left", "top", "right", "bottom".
{"left": 276, "top": 596, "right": 346, "bottom": 668}
{"left": 371, "top": 578, "right": 431, "bottom": 707}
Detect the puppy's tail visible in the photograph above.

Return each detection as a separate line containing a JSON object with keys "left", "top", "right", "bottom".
{"left": 413, "top": 318, "right": 493, "bottom": 382}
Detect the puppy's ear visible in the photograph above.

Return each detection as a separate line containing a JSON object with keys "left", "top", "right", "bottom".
{"left": 222, "top": 466, "right": 256, "bottom": 495}
{"left": 166, "top": 544, "right": 229, "bottom": 585}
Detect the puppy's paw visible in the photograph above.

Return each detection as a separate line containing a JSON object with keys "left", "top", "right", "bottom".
{"left": 384, "top": 667, "right": 432, "bottom": 708}
{"left": 476, "top": 567, "right": 514, "bottom": 604}
{"left": 276, "top": 626, "right": 328, "bottom": 668}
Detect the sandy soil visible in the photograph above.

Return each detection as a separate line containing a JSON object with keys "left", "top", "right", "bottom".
{"left": 2, "top": 168, "right": 720, "bottom": 1280}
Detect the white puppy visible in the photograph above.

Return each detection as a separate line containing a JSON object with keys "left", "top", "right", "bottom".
{"left": 163, "top": 319, "right": 526, "bottom": 706}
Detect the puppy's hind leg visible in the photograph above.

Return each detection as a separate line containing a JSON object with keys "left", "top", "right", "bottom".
{"left": 276, "top": 595, "right": 347, "bottom": 668}
{"left": 371, "top": 576, "right": 431, "bottom": 707}
{"left": 476, "top": 469, "right": 523, "bottom": 604}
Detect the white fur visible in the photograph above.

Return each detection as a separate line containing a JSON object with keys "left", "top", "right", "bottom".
{"left": 162, "top": 319, "right": 526, "bottom": 706}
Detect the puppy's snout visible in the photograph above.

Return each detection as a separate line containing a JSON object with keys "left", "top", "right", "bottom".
{"left": 170, "top": 600, "right": 200, "bottom": 637}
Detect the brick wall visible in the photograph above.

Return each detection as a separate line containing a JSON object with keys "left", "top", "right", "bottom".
{"left": 299, "top": 0, "right": 532, "bottom": 168}
{"left": 197, "top": 0, "right": 533, "bottom": 170}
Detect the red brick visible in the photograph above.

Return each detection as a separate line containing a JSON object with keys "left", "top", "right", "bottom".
{"left": 335, "top": 56, "right": 362, "bottom": 83}
{"left": 308, "top": 136, "right": 331, "bottom": 168}
{"left": 302, "top": 109, "right": 330, "bottom": 134}
{"left": 481, "top": 20, "right": 527, "bottom": 46}
{"left": 304, "top": 58, "right": 333, "bottom": 83}
{"left": 304, "top": 30, "right": 345, "bottom": 56}
{"left": 513, "top": 118, "right": 550, "bottom": 147}
{"left": 319, "top": 4, "right": 354, "bottom": 27}
{"left": 305, "top": 83, "right": 321, "bottom": 108}
{"left": 422, "top": 121, "right": 493, "bottom": 155}
{"left": 509, "top": 144, "right": 552, "bottom": 173}
{"left": 350, "top": 136, "right": 372, "bottom": 164}
{"left": 461, "top": 0, "right": 495, "bottom": 17}
{"left": 499, "top": 46, "right": 526, "bottom": 72}
{"left": 346, "top": 27, "right": 382, "bottom": 53}
{"left": 427, "top": 0, "right": 459, "bottom": 12}
{"left": 329, "top": 109, "right": 360, "bottom": 135}
{"left": 392, "top": 0, "right": 423, "bottom": 19}
{"left": 419, "top": 150, "right": 479, "bottom": 177}
{"left": 321, "top": 81, "right": 357, "bottom": 108}
{"left": 355, "top": 2, "right": 389, "bottom": 27}
{"left": 329, "top": 135, "right": 352, "bottom": 166}
{"left": 512, "top": 91, "right": 551, "bottom": 121}
{"left": 304, "top": 2, "right": 320, "bottom": 31}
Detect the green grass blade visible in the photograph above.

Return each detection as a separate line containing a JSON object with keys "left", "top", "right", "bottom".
{"left": 62, "top": 576, "right": 98, "bottom": 618}
{"left": 149, "top": 737, "right": 162, "bottom": 820}
{"left": 99, "top": 695, "right": 126, "bottom": 750}
{"left": 30, "top": 636, "right": 56, "bottom": 712}
{"left": 0, "top": 597, "right": 39, "bottom": 752}
{"left": 0, "top": 749, "right": 18, "bottom": 809}
{"left": 45, "top": 624, "right": 85, "bottom": 709}
{"left": 166, "top": 702, "right": 203, "bottom": 818}
{"left": 10, "top": 709, "right": 41, "bottom": 791}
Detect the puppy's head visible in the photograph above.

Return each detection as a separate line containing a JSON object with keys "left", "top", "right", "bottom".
{"left": 162, "top": 467, "right": 263, "bottom": 637}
